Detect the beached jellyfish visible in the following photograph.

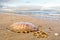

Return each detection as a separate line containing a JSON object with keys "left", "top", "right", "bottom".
{"left": 8, "top": 22, "right": 38, "bottom": 33}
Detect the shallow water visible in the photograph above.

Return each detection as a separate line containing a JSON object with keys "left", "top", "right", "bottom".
{"left": 14, "top": 13, "right": 60, "bottom": 21}
{"left": 31, "top": 15, "right": 60, "bottom": 20}
{"left": 15, "top": 10, "right": 60, "bottom": 20}
{"left": 0, "top": 10, "right": 60, "bottom": 20}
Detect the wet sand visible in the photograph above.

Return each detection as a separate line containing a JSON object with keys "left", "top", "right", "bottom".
{"left": 0, "top": 13, "right": 60, "bottom": 40}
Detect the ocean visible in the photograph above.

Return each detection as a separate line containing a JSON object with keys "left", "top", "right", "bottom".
{"left": 15, "top": 10, "right": 60, "bottom": 20}
{"left": 0, "top": 10, "right": 60, "bottom": 20}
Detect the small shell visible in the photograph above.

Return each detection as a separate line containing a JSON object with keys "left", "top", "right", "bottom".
{"left": 8, "top": 22, "right": 38, "bottom": 33}
{"left": 54, "top": 33, "right": 59, "bottom": 36}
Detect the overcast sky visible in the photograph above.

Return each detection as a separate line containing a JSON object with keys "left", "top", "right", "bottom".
{"left": 0, "top": 0, "right": 60, "bottom": 7}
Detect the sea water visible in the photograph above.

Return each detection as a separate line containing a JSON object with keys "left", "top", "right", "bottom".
{"left": 0, "top": 10, "right": 60, "bottom": 20}
{"left": 16, "top": 10, "right": 60, "bottom": 20}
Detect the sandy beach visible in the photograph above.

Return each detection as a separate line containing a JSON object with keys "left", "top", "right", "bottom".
{"left": 0, "top": 13, "right": 60, "bottom": 40}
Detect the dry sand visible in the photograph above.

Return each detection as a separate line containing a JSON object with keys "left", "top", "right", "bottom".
{"left": 0, "top": 13, "right": 60, "bottom": 40}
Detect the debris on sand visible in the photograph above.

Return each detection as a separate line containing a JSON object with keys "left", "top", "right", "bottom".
{"left": 33, "top": 30, "right": 48, "bottom": 38}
